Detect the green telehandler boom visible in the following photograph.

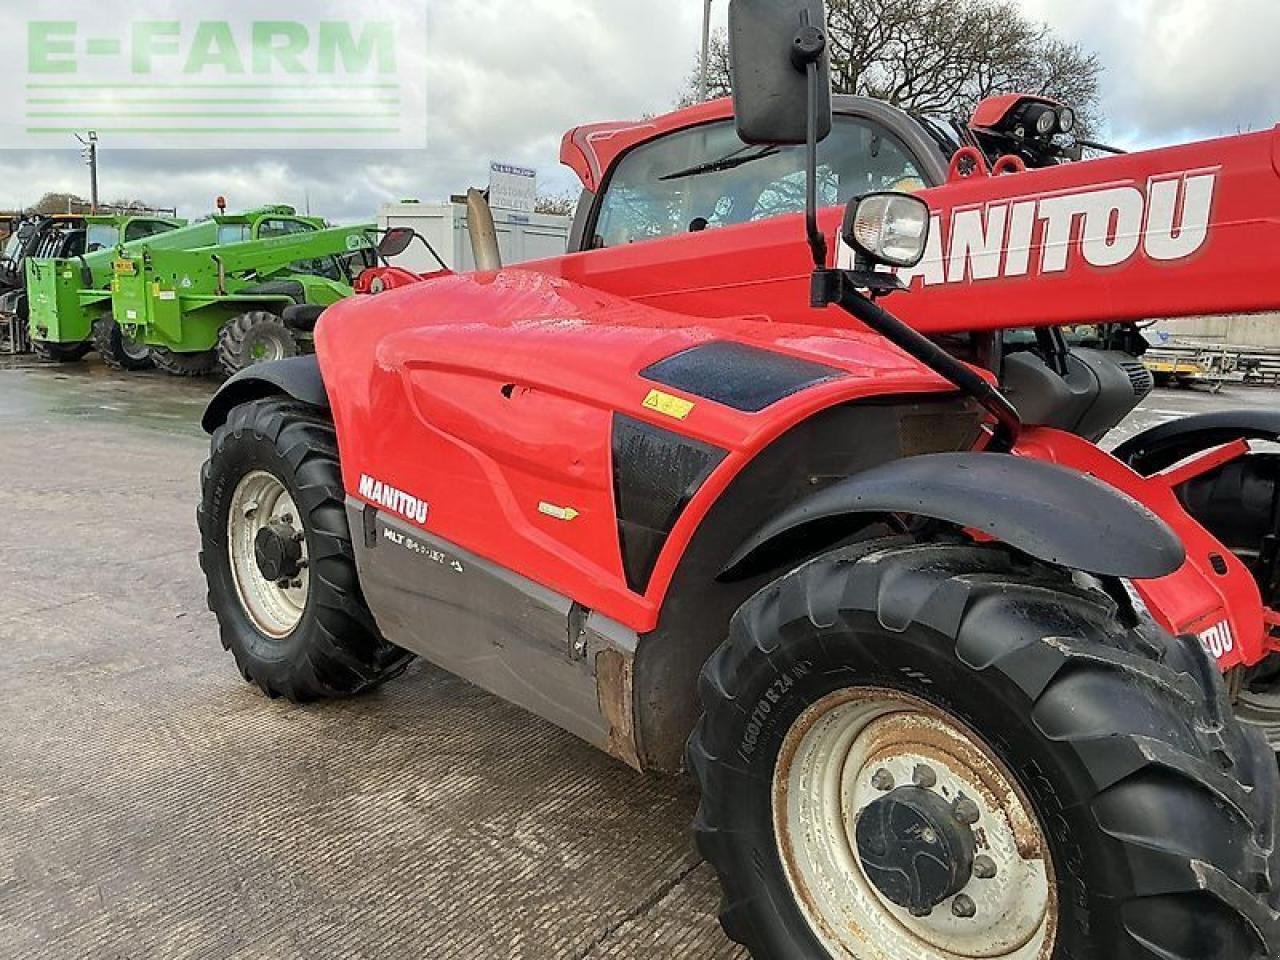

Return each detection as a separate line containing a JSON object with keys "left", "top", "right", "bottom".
{"left": 111, "top": 210, "right": 375, "bottom": 377}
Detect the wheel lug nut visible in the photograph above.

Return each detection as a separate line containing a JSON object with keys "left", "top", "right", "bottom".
{"left": 952, "top": 894, "right": 976, "bottom": 919}
{"left": 871, "top": 769, "right": 895, "bottom": 792}
{"left": 952, "top": 796, "right": 980, "bottom": 826}
{"left": 974, "top": 855, "right": 997, "bottom": 880}
{"left": 912, "top": 764, "right": 937, "bottom": 789}
{"left": 280, "top": 513, "right": 294, "bottom": 524}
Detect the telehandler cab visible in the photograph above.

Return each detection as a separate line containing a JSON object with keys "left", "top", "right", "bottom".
{"left": 198, "top": 2, "right": 1280, "bottom": 956}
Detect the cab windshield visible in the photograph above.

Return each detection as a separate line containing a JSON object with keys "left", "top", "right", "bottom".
{"left": 592, "top": 116, "right": 927, "bottom": 248}
{"left": 85, "top": 224, "right": 121, "bottom": 253}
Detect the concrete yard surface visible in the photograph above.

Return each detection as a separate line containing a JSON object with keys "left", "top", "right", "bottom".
{"left": 0, "top": 357, "right": 1275, "bottom": 959}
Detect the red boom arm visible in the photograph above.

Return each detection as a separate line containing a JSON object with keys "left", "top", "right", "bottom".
{"left": 890, "top": 126, "right": 1280, "bottom": 332}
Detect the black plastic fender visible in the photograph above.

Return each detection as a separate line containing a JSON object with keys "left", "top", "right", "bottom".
{"left": 719, "top": 452, "right": 1186, "bottom": 581}
{"left": 202, "top": 355, "right": 329, "bottom": 433}
{"left": 1113, "top": 410, "right": 1280, "bottom": 475}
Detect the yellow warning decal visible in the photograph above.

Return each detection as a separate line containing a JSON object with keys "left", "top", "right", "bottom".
{"left": 114, "top": 259, "right": 136, "bottom": 275}
{"left": 642, "top": 389, "right": 694, "bottom": 420}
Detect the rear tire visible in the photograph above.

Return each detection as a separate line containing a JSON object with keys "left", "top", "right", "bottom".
{"left": 217, "top": 311, "right": 299, "bottom": 378}
{"left": 92, "top": 315, "right": 153, "bottom": 371}
{"left": 150, "top": 346, "right": 218, "bottom": 378}
{"left": 31, "top": 339, "right": 91, "bottom": 363}
{"left": 1174, "top": 452, "right": 1280, "bottom": 752}
{"left": 690, "top": 539, "right": 1280, "bottom": 960}
{"left": 198, "top": 397, "right": 413, "bottom": 700}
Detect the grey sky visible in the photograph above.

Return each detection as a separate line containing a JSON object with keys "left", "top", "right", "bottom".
{"left": 1, "top": 1, "right": 1275, "bottom": 222}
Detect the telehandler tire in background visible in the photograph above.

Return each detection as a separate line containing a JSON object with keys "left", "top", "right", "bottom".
{"left": 31, "top": 340, "right": 91, "bottom": 364}
{"left": 92, "top": 316, "right": 153, "bottom": 372}
{"left": 217, "top": 311, "right": 300, "bottom": 378}
{"left": 150, "top": 346, "right": 218, "bottom": 378}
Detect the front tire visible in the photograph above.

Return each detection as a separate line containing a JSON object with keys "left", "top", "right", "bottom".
{"left": 199, "top": 398, "right": 413, "bottom": 700}
{"left": 31, "top": 339, "right": 91, "bottom": 363}
{"left": 92, "top": 315, "right": 153, "bottom": 371}
{"left": 150, "top": 346, "right": 218, "bottom": 378}
{"left": 690, "top": 539, "right": 1280, "bottom": 960}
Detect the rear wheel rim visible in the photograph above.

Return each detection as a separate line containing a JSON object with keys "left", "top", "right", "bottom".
{"left": 248, "top": 334, "right": 286, "bottom": 362}
{"left": 772, "top": 687, "right": 1057, "bottom": 960}
{"left": 226, "top": 470, "right": 309, "bottom": 639}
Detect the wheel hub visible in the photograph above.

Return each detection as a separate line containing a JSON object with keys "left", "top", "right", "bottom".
{"left": 772, "top": 688, "right": 1056, "bottom": 960}
{"left": 226, "top": 471, "right": 309, "bottom": 639}
{"left": 855, "top": 785, "right": 976, "bottom": 916}
{"left": 254, "top": 520, "right": 304, "bottom": 584}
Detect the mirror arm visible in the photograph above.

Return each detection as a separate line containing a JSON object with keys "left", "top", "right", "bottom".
{"left": 803, "top": 60, "right": 827, "bottom": 270}
{"left": 813, "top": 269, "right": 1023, "bottom": 452}
{"left": 796, "top": 8, "right": 829, "bottom": 272}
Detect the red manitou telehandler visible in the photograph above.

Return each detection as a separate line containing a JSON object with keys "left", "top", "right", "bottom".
{"left": 198, "top": 2, "right": 1280, "bottom": 956}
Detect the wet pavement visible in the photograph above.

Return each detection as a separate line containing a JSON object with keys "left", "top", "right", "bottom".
{"left": 0, "top": 354, "right": 1274, "bottom": 959}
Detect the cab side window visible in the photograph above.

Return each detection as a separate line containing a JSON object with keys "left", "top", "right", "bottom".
{"left": 590, "top": 117, "right": 925, "bottom": 249}
{"left": 123, "top": 220, "right": 169, "bottom": 243}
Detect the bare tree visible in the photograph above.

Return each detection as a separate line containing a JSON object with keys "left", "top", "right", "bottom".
{"left": 30, "top": 192, "right": 89, "bottom": 216}
{"left": 534, "top": 192, "right": 579, "bottom": 217}
{"left": 681, "top": 0, "right": 1102, "bottom": 132}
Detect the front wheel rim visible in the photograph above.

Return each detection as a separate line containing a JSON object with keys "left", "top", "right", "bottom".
{"left": 226, "top": 470, "right": 310, "bottom": 639}
{"left": 772, "top": 687, "right": 1057, "bottom": 960}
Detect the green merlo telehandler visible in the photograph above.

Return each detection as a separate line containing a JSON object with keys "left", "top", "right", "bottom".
{"left": 110, "top": 207, "right": 375, "bottom": 377}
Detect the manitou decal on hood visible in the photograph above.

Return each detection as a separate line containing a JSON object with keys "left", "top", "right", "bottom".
{"left": 358, "top": 474, "right": 429, "bottom": 525}
{"left": 886, "top": 170, "right": 1218, "bottom": 288}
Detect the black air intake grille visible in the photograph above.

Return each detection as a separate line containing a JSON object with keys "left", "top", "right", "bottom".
{"left": 611, "top": 415, "right": 726, "bottom": 593}
{"left": 1119, "top": 358, "right": 1155, "bottom": 397}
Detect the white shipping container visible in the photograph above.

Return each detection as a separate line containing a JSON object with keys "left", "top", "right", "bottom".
{"left": 377, "top": 201, "right": 573, "bottom": 274}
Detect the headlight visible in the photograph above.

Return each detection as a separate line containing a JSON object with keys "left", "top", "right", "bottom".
{"left": 1035, "top": 108, "right": 1057, "bottom": 136}
{"left": 842, "top": 192, "right": 931, "bottom": 269}
{"left": 1058, "top": 107, "right": 1075, "bottom": 134}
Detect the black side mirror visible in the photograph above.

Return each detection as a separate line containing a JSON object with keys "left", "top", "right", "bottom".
{"left": 728, "top": 0, "right": 831, "bottom": 146}
{"left": 378, "top": 227, "right": 415, "bottom": 259}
